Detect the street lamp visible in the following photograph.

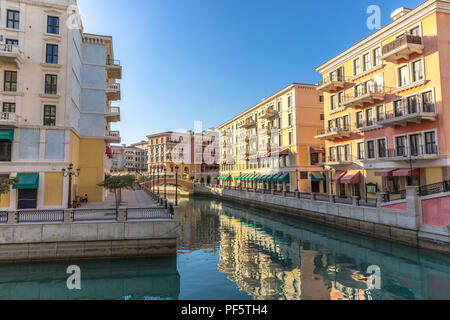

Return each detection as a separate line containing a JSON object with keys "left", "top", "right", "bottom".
{"left": 62, "top": 163, "right": 80, "bottom": 209}
{"left": 157, "top": 167, "right": 160, "bottom": 195}
{"left": 175, "top": 165, "right": 179, "bottom": 206}
{"left": 164, "top": 167, "right": 167, "bottom": 199}
{"left": 296, "top": 169, "right": 299, "bottom": 192}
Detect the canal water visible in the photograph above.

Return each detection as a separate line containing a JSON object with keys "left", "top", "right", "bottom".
{"left": 0, "top": 195, "right": 449, "bottom": 300}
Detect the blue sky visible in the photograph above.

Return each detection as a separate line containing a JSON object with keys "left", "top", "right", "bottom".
{"left": 78, "top": 0, "right": 424, "bottom": 145}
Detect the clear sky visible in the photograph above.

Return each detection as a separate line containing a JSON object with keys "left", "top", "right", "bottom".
{"left": 77, "top": 0, "right": 424, "bottom": 145}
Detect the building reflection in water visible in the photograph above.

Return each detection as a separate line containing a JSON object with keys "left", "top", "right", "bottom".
{"left": 0, "top": 258, "right": 180, "bottom": 300}
{"left": 183, "top": 197, "right": 450, "bottom": 300}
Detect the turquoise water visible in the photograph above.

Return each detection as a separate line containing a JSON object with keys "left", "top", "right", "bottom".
{"left": 0, "top": 195, "right": 449, "bottom": 300}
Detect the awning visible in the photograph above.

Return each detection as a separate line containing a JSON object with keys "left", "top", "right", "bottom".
{"left": 375, "top": 169, "right": 399, "bottom": 177}
{"left": 311, "top": 147, "right": 326, "bottom": 154}
{"left": 311, "top": 172, "right": 327, "bottom": 182}
{"left": 279, "top": 149, "right": 290, "bottom": 156}
{"left": 275, "top": 172, "right": 290, "bottom": 182}
{"left": 13, "top": 173, "right": 39, "bottom": 190}
{"left": 331, "top": 171, "right": 347, "bottom": 183}
{"left": 393, "top": 168, "right": 420, "bottom": 177}
{"left": 0, "top": 129, "right": 14, "bottom": 141}
{"left": 340, "top": 170, "right": 362, "bottom": 184}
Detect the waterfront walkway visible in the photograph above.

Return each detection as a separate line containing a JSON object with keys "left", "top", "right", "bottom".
{"left": 79, "top": 189, "right": 159, "bottom": 209}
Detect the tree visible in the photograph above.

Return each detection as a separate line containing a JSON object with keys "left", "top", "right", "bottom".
{"left": 98, "top": 175, "right": 136, "bottom": 213}
{"left": 0, "top": 177, "right": 18, "bottom": 203}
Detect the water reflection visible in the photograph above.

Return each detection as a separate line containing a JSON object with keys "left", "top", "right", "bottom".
{"left": 0, "top": 258, "right": 180, "bottom": 300}
{"left": 178, "top": 196, "right": 450, "bottom": 300}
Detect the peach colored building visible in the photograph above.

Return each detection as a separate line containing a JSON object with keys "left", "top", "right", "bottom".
{"left": 316, "top": 0, "right": 450, "bottom": 200}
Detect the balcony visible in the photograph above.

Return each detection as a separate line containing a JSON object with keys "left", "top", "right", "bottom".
{"left": 341, "top": 83, "right": 387, "bottom": 108}
{"left": 106, "top": 83, "right": 121, "bottom": 101}
{"left": 0, "top": 44, "right": 25, "bottom": 67}
{"left": 382, "top": 145, "right": 439, "bottom": 161}
{"left": 106, "top": 59, "right": 122, "bottom": 80}
{"left": 323, "top": 155, "right": 354, "bottom": 166}
{"left": 105, "top": 106, "right": 120, "bottom": 122}
{"left": 259, "top": 108, "right": 278, "bottom": 120}
{"left": 105, "top": 130, "right": 121, "bottom": 143}
{"left": 315, "top": 126, "right": 351, "bottom": 141}
{"left": 239, "top": 119, "right": 256, "bottom": 129}
{"left": 352, "top": 121, "right": 383, "bottom": 133}
{"left": 317, "top": 75, "right": 347, "bottom": 93}
{"left": 381, "top": 34, "right": 424, "bottom": 63}
{"left": 0, "top": 112, "right": 18, "bottom": 127}
{"left": 378, "top": 101, "right": 436, "bottom": 127}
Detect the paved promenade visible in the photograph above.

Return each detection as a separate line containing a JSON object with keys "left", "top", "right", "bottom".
{"left": 79, "top": 189, "right": 159, "bottom": 209}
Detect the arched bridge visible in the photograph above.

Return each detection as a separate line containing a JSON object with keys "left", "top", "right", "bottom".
{"left": 141, "top": 179, "right": 195, "bottom": 191}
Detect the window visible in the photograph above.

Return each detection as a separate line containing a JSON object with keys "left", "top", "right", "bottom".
{"left": 373, "top": 47, "right": 382, "bottom": 67}
{"left": 47, "top": 16, "right": 60, "bottom": 34}
{"left": 376, "top": 105, "right": 385, "bottom": 121}
{"left": 287, "top": 96, "right": 292, "bottom": 108}
{"left": 422, "top": 91, "right": 434, "bottom": 112}
{"left": 412, "top": 60, "right": 424, "bottom": 82}
{"left": 5, "top": 39, "right": 18, "bottom": 47}
{"left": 410, "top": 26, "right": 420, "bottom": 36}
{"left": 396, "top": 136, "right": 406, "bottom": 157}
{"left": 407, "top": 96, "right": 418, "bottom": 114}
{"left": 356, "top": 111, "right": 363, "bottom": 128}
{"left": 277, "top": 101, "right": 282, "bottom": 111}
{"left": 329, "top": 147, "right": 336, "bottom": 162}
{"left": 378, "top": 139, "right": 387, "bottom": 158}
{"left": 330, "top": 95, "right": 336, "bottom": 111}
{"left": 357, "top": 142, "right": 365, "bottom": 160}
{"left": 320, "top": 114, "right": 324, "bottom": 121}
{"left": 353, "top": 58, "right": 361, "bottom": 75}
{"left": 288, "top": 113, "right": 292, "bottom": 126}
{"left": 7, "top": 10, "right": 19, "bottom": 29}
{"left": 409, "top": 134, "right": 421, "bottom": 156}
{"left": 394, "top": 100, "right": 403, "bottom": 117}
{"left": 0, "top": 140, "right": 12, "bottom": 162}
{"left": 43, "top": 105, "right": 56, "bottom": 126}
{"left": 319, "top": 96, "right": 323, "bottom": 103}
{"left": 363, "top": 53, "right": 371, "bottom": 71}
{"left": 367, "top": 141, "right": 375, "bottom": 159}
{"left": 288, "top": 132, "right": 293, "bottom": 145}
{"left": 338, "top": 92, "right": 345, "bottom": 105}
{"left": 343, "top": 115, "right": 349, "bottom": 129}
{"left": 18, "top": 189, "right": 38, "bottom": 210}
{"left": 4, "top": 71, "right": 17, "bottom": 92}
{"left": 46, "top": 44, "right": 59, "bottom": 64}
{"left": 3, "top": 102, "right": 15, "bottom": 113}
{"left": 355, "top": 84, "right": 363, "bottom": 97}
{"left": 424, "top": 131, "right": 437, "bottom": 154}
{"left": 398, "top": 65, "right": 409, "bottom": 87}
{"left": 366, "top": 108, "right": 373, "bottom": 126}
{"left": 344, "top": 145, "right": 351, "bottom": 161}
{"left": 45, "top": 74, "right": 58, "bottom": 94}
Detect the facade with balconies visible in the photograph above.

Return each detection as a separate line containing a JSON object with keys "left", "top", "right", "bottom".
{"left": 316, "top": 0, "right": 450, "bottom": 200}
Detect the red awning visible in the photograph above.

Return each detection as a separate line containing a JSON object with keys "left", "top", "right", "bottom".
{"left": 279, "top": 149, "right": 290, "bottom": 156}
{"left": 331, "top": 171, "right": 347, "bottom": 183}
{"left": 393, "top": 168, "right": 421, "bottom": 177}
{"left": 375, "top": 169, "right": 399, "bottom": 177}
{"left": 340, "top": 170, "right": 362, "bottom": 184}
{"left": 311, "top": 147, "right": 326, "bottom": 154}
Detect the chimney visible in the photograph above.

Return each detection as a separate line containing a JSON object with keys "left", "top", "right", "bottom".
{"left": 391, "top": 7, "right": 411, "bottom": 20}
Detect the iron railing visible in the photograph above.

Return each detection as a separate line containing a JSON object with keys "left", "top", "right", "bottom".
{"left": 106, "top": 59, "right": 121, "bottom": 66}
{"left": 0, "top": 212, "right": 7, "bottom": 224}
{"left": 126, "top": 207, "right": 173, "bottom": 220}
{"left": 316, "top": 125, "right": 350, "bottom": 136}
{"left": 384, "top": 144, "right": 438, "bottom": 159}
{"left": 18, "top": 210, "right": 64, "bottom": 224}
{"left": 383, "top": 100, "right": 436, "bottom": 121}
{"left": 382, "top": 34, "right": 422, "bottom": 56}
{"left": 383, "top": 190, "right": 406, "bottom": 203}
{"left": 317, "top": 74, "right": 348, "bottom": 86}
{"left": 73, "top": 208, "right": 117, "bottom": 222}
{"left": 419, "top": 181, "right": 450, "bottom": 197}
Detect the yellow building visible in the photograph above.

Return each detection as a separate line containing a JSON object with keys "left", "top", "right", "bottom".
{"left": 218, "top": 83, "right": 325, "bottom": 193}
{"left": 316, "top": 0, "right": 450, "bottom": 200}
{"left": 0, "top": 0, "right": 121, "bottom": 210}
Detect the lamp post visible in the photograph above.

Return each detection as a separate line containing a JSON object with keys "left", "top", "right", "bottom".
{"left": 62, "top": 163, "right": 80, "bottom": 209}
{"left": 157, "top": 167, "right": 160, "bottom": 195}
{"left": 175, "top": 165, "right": 179, "bottom": 206}
{"left": 164, "top": 167, "right": 167, "bottom": 199}
{"left": 296, "top": 169, "right": 299, "bottom": 192}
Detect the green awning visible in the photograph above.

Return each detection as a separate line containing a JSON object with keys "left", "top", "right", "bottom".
{"left": 0, "top": 129, "right": 14, "bottom": 141}
{"left": 275, "top": 173, "right": 290, "bottom": 182}
{"left": 13, "top": 173, "right": 39, "bottom": 190}
{"left": 264, "top": 174, "right": 275, "bottom": 182}
{"left": 242, "top": 174, "right": 251, "bottom": 181}
{"left": 249, "top": 174, "right": 259, "bottom": 181}
{"left": 222, "top": 175, "right": 231, "bottom": 181}
{"left": 311, "top": 172, "right": 327, "bottom": 182}
{"left": 255, "top": 175, "right": 265, "bottom": 181}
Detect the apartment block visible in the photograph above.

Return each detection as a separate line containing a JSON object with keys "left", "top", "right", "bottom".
{"left": 0, "top": 0, "right": 122, "bottom": 210}
{"left": 218, "top": 83, "right": 325, "bottom": 193}
{"left": 316, "top": 0, "right": 450, "bottom": 199}
{"left": 110, "top": 144, "right": 147, "bottom": 174}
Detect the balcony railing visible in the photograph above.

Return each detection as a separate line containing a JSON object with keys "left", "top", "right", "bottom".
{"left": 0, "top": 112, "right": 18, "bottom": 126}
{"left": 317, "top": 74, "right": 348, "bottom": 93}
{"left": 259, "top": 108, "right": 279, "bottom": 120}
{"left": 106, "top": 83, "right": 121, "bottom": 101}
{"left": 383, "top": 144, "right": 439, "bottom": 160}
{"left": 341, "top": 83, "right": 388, "bottom": 108}
{"left": 352, "top": 121, "right": 382, "bottom": 133}
{"left": 378, "top": 100, "right": 436, "bottom": 127}
{"left": 105, "top": 106, "right": 120, "bottom": 122}
{"left": 239, "top": 119, "right": 256, "bottom": 129}
{"left": 106, "top": 59, "right": 122, "bottom": 79}
{"left": 0, "top": 44, "right": 25, "bottom": 66}
{"left": 326, "top": 154, "right": 353, "bottom": 165}
{"left": 105, "top": 130, "right": 121, "bottom": 143}
{"left": 315, "top": 125, "right": 351, "bottom": 140}
{"left": 381, "top": 34, "right": 424, "bottom": 63}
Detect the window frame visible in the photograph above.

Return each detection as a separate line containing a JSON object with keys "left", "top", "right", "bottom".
{"left": 4, "top": 71, "right": 17, "bottom": 92}
{"left": 43, "top": 104, "right": 57, "bottom": 126}
{"left": 46, "top": 15, "right": 60, "bottom": 35}
{"left": 45, "top": 43, "right": 59, "bottom": 64}
{"left": 6, "top": 10, "right": 20, "bottom": 29}
{"left": 44, "top": 74, "right": 58, "bottom": 95}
